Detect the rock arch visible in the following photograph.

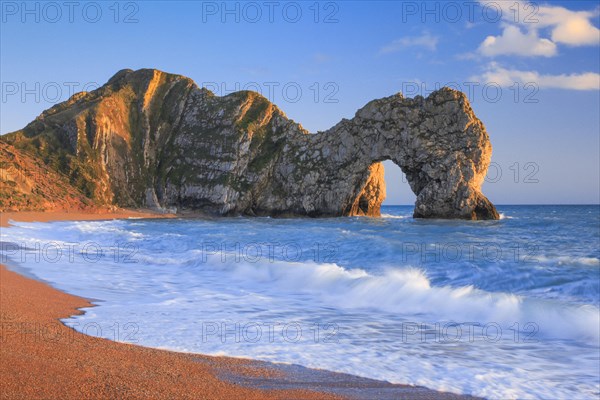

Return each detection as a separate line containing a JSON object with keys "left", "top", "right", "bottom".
{"left": 255, "top": 88, "right": 499, "bottom": 220}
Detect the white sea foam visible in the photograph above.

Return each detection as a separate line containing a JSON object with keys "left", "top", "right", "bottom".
{"left": 196, "top": 256, "right": 600, "bottom": 341}
{"left": 381, "top": 213, "right": 409, "bottom": 219}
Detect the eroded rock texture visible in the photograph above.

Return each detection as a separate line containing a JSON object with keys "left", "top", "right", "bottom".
{"left": 0, "top": 141, "right": 93, "bottom": 212}
{"left": 1, "top": 69, "right": 498, "bottom": 219}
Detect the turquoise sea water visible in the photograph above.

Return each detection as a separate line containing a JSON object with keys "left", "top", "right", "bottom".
{"left": 1, "top": 205, "right": 599, "bottom": 399}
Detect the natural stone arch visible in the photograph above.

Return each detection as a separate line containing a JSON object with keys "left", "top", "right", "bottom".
{"left": 255, "top": 88, "right": 499, "bottom": 220}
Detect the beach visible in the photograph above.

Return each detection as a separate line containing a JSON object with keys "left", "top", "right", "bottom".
{"left": 3, "top": 0, "right": 598, "bottom": 397}
{"left": 0, "top": 210, "right": 472, "bottom": 400}
{"left": 0, "top": 209, "right": 175, "bottom": 228}
{"left": 0, "top": 262, "right": 347, "bottom": 399}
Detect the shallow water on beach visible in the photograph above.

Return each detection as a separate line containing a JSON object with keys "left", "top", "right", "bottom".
{"left": 2, "top": 205, "right": 599, "bottom": 399}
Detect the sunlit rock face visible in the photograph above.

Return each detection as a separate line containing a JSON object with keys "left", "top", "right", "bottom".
{"left": 2, "top": 68, "right": 498, "bottom": 220}
{"left": 301, "top": 88, "right": 499, "bottom": 220}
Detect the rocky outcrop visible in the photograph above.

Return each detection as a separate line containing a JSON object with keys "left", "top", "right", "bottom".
{"left": 0, "top": 141, "right": 92, "bottom": 212}
{"left": 1, "top": 68, "right": 498, "bottom": 219}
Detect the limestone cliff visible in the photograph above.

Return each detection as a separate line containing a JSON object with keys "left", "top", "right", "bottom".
{"left": 1, "top": 68, "right": 498, "bottom": 220}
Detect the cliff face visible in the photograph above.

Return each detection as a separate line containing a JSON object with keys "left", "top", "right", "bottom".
{"left": 0, "top": 141, "right": 92, "bottom": 211}
{"left": 1, "top": 68, "right": 498, "bottom": 220}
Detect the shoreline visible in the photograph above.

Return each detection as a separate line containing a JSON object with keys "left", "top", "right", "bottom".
{"left": 1, "top": 210, "right": 476, "bottom": 399}
{"left": 0, "top": 209, "right": 177, "bottom": 228}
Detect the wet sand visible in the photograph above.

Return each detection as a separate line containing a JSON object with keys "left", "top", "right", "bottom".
{"left": 0, "top": 211, "right": 477, "bottom": 399}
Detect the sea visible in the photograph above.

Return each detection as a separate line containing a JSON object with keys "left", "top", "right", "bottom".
{"left": 1, "top": 205, "right": 599, "bottom": 399}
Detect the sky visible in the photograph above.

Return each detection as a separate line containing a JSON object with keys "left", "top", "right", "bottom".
{"left": 1, "top": 0, "right": 599, "bottom": 205}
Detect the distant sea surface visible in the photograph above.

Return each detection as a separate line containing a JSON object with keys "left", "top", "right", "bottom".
{"left": 2, "top": 205, "right": 599, "bottom": 399}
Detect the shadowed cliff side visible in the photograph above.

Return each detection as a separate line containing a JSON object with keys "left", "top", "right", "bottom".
{"left": 1, "top": 68, "right": 498, "bottom": 220}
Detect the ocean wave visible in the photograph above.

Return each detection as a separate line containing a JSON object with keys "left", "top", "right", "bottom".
{"left": 199, "top": 256, "right": 600, "bottom": 341}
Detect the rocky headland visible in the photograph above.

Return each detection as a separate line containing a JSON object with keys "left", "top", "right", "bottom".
{"left": 0, "top": 68, "right": 498, "bottom": 219}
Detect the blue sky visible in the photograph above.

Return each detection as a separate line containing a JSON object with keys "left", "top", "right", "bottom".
{"left": 1, "top": 0, "right": 599, "bottom": 204}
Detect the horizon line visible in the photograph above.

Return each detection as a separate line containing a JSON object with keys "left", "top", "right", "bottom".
{"left": 382, "top": 204, "right": 600, "bottom": 206}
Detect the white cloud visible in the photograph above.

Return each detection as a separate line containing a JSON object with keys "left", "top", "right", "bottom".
{"left": 529, "top": 3, "right": 600, "bottom": 46}
{"left": 473, "top": 63, "right": 600, "bottom": 91}
{"left": 380, "top": 33, "right": 439, "bottom": 54}
{"left": 479, "top": 25, "right": 557, "bottom": 57}
{"left": 550, "top": 15, "right": 600, "bottom": 46}
{"left": 477, "top": 1, "right": 599, "bottom": 57}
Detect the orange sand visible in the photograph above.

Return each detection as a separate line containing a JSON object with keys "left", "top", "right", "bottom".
{"left": 0, "top": 263, "right": 340, "bottom": 399}
{"left": 0, "top": 210, "right": 340, "bottom": 399}
{"left": 0, "top": 209, "right": 175, "bottom": 228}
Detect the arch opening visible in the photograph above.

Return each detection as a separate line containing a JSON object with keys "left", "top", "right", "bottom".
{"left": 382, "top": 160, "right": 416, "bottom": 207}
{"left": 347, "top": 160, "right": 417, "bottom": 217}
